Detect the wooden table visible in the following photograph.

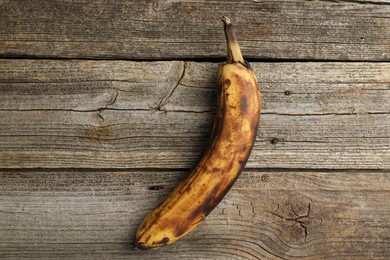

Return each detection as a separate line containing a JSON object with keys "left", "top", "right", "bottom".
{"left": 1, "top": 1, "right": 389, "bottom": 259}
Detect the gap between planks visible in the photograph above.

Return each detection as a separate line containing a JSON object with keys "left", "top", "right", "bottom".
{"left": 1, "top": 56, "right": 390, "bottom": 63}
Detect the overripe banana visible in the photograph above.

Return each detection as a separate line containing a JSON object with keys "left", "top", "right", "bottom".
{"left": 133, "top": 16, "right": 261, "bottom": 250}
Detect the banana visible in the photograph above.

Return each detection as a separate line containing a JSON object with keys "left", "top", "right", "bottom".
{"left": 133, "top": 16, "right": 261, "bottom": 250}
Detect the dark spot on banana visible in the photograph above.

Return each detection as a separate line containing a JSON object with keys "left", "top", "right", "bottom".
{"left": 203, "top": 185, "right": 220, "bottom": 216}
{"left": 175, "top": 211, "right": 203, "bottom": 237}
{"left": 240, "top": 96, "right": 248, "bottom": 113}
{"left": 212, "top": 167, "right": 221, "bottom": 173}
{"left": 225, "top": 79, "right": 231, "bottom": 86}
{"left": 225, "top": 159, "right": 235, "bottom": 173}
{"left": 185, "top": 186, "right": 220, "bottom": 228}
{"left": 145, "top": 234, "right": 152, "bottom": 243}
{"left": 174, "top": 222, "right": 188, "bottom": 238}
{"left": 153, "top": 237, "right": 169, "bottom": 246}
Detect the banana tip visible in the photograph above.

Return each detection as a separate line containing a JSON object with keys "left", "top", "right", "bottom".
{"left": 132, "top": 239, "right": 149, "bottom": 251}
{"left": 221, "top": 16, "right": 231, "bottom": 25}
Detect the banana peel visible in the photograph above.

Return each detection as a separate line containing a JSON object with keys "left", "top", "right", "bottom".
{"left": 133, "top": 16, "right": 261, "bottom": 250}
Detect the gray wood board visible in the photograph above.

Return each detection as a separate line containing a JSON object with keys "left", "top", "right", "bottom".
{"left": 1, "top": 60, "right": 389, "bottom": 169}
{"left": 0, "top": 0, "right": 389, "bottom": 60}
{"left": 1, "top": 169, "right": 389, "bottom": 259}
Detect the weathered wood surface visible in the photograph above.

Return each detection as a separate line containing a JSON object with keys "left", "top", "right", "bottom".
{"left": 1, "top": 60, "right": 389, "bottom": 169}
{"left": 1, "top": 0, "right": 389, "bottom": 61}
{"left": 1, "top": 0, "right": 389, "bottom": 258}
{"left": 1, "top": 169, "right": 389, "bottom": 259}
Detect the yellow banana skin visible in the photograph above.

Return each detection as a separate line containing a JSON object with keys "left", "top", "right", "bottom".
{"left": 133, "top": 17, "right": 261, "bottom": 250}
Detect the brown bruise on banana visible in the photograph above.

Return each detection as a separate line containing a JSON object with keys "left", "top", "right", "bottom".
{"left": 133, "top": 17, "right": 261, "bottom": 250}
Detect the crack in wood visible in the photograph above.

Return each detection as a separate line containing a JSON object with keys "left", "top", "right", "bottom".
{"left": 316, "top": 0, "right": 390, "bottom": 5}
{"left": 0, "top": 108, "right": 387, "bottom": 116}
{"left": 96, "top": 87, "right": 119, "bottom": 122}
{"left": 0, "top": 107, "right": 213, "bottom": 114}
{"left": 266, "top": 202, "right": 313, "bottom": 243}
{"left": 263, "top": 111, "right": 390, "bottom": 116}
{"left": 155, "top": 61, "right": 187, "bottom": 112}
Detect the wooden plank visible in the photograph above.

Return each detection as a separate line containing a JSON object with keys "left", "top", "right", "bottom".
{"left": 1, "top": 170, "right": 389, "bottom": 259}
{"left": 0, "top": 60, "right": 389, "bottom": 169}
{"left": 0, "top": 0, "right": 389, "bottom": 60}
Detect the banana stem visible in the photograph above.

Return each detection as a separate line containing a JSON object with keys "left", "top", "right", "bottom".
{"left": 221, "top": 16, "right": 244, "bottom": 64}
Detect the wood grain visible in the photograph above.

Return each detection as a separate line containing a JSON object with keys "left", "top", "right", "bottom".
{"left": 1, "top": 169, "right": 389, "bottom": 259}
{"left": 0, "top": 0, "right": 389, "bottom": 60}
{"left": 0, "top": 60, "right": 389, "bottom": 169}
